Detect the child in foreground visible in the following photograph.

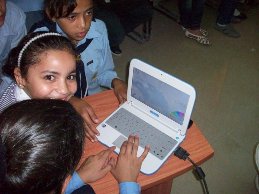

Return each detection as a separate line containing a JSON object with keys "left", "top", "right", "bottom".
{"left": 0, "top": 99, "right": 149, "bottom": 194}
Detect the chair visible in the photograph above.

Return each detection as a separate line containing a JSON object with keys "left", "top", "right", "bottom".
{"left": 152, "top": 0, "right": 179, "bottom": 21}
{"left": 127, "top": 18, "right": 153, "bottom": 43}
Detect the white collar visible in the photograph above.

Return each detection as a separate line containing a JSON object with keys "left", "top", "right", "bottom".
{"left": 15, "top": 84, "right": 31, "bottom": 101}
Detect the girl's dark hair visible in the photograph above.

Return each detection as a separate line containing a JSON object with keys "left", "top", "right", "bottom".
{"left": 2, "top": 31, "right": 76, "bottom": 79}
{"left": 45, "top": 0, "right": 77, "bottom": 19}
{"left": 0, "top": 99, "right": 85, "bottom": 194}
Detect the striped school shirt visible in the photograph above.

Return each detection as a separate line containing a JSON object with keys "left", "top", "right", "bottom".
{"left": 0, "top": 82, "right": 30, "bottom": 112}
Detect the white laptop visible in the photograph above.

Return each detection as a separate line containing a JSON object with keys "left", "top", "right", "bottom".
{"left": 97, "top": 59, "right": 196, "bottom": 175}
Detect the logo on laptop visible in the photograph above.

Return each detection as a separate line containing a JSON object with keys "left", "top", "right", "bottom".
{"left": 150, "top": 110, "right": 159, "bottom": 117}
{"left": 169, "top": 111, "right": 184, "bottom": 124}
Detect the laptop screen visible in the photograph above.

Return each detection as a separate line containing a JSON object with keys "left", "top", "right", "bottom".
{"left": 131, "top": 68, "right": 190, "bottom": 125}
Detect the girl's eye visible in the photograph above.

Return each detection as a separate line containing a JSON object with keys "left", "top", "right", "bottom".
{"left": 68, "top": 74, "right": 76, "bottom": 80}
{"left": 44, "top": 75, "right": 55, "bottom": 81}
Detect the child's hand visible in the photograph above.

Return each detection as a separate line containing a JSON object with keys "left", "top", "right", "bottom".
{"left": 112, "top": 78, "right": 127, "bottom": 104}
{"left": 69, "top": 96, "right": 100, "bottom": 142}
{"left": 111, "top": 135, "right": 150, "bottom": 183}
{"left": 77, "top": 147, "right": 116, "bottom": 183}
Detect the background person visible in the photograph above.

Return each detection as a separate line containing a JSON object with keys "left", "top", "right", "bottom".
{"left": 0, "top": 0, "right": 26, "bottom": 95}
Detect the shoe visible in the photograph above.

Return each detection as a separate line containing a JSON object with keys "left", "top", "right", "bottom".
{"left": 111, "top": 46, "right": 122, "bottom": 56}
{"left": 231, "top": 13, "right": 247, "bottom": 23}
{"left": 181, "top": 26, "right": 208, "bottom": 37}
{"left": 235, "top": 12, "right": 247, "bottom": 20}
{"left": 214, "top": 24, "right": 240, "bottom": 38}
{"left": 231, "top": 16, "right": 242, "bottom": 23}
{"left": 185, "top": 30, "right": 210, "bottom": 45}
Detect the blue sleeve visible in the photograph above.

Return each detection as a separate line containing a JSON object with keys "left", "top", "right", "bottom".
{"left": 119, "top": 182, "right": 141, "bottom": 194}
{"left": 9, "top": 7, "right": 27, "bottom": 49}
{"left": 96, "top": 21, "right": 118, "bottom": 88}
{"left": 65, "top": 172, "right": 85, "bottom": 194}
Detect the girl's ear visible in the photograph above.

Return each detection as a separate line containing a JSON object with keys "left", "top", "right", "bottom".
{"left": 14, "top": 68, "right": 26, "bottom": 89}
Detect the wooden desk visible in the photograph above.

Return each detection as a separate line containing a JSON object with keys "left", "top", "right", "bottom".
{"left": 81, "top": 90, "right": 214, "bottom": 194}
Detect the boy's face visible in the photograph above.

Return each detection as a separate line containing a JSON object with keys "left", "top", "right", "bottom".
{"left": 0, "top": 0, "right": 6, "bottom": 27}
{"left": 54, "top": 0, "right": 93, "bottom": 44}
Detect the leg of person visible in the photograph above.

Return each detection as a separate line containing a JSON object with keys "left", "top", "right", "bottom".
{"left": 191, "top": 0, "right": 208, "bottom": 36}
{"left": 215, "top": 0, "right": 240, "bottom": 37}
{"left": 94, "top": 7, "right": 125, "bottom": 56}
{"left": 112, "top": 0, "right": 153, "bottom": 43}
{"left": 123, "top": 0, "right": 153, "bottom": 33}
{"left": 178, "top": 0, "right": 192, "bottom": 29}
{"left": 180, "top": 0, "right": 210, "bottom": 45}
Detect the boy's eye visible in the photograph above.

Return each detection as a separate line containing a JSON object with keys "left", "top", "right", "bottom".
{"left": 44, "top": 75, "right": 55, "bottom": 81}
{"left": 67, "top": 15, "right": 76, "bottom": 21}
{"left": 85, "top": 9, "right": 93, "bottom": 16}
{"left": 68, "top": 74, "right": 76, "bottom": 80}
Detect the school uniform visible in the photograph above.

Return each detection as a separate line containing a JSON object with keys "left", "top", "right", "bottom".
{"left": 66, "top": 172, "right": 141, "bottom": 194}
{"left": 0, "top": 81, "right": 30, "bottom": 113}
{"left": 9, "top": 0, "right": 44, "bottom": 30}
{"left": 0, "top": 1, "right": 26, "bottom": 72}
{"left": 31, "top": 19, "right": 118, "bottom": 97}
{"left": 0, "top": 1, "right": 26, "bottom": 95}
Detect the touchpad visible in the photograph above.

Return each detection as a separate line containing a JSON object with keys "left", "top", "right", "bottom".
{"left": 113, "top": 135, "right": 127, "bottom": 148}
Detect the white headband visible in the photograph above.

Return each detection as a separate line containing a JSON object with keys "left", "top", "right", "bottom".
{"left": 17, "top": 32, "right": 62, "bottom": 67}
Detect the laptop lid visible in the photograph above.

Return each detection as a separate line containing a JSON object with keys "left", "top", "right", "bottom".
{"left": 97, "top": 59, "right": 196, "bottom": 174}
{"left": 127, "top": 59, "right": 196, "bottom": 136}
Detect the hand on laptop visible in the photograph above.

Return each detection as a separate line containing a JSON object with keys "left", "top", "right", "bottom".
{"left": 77, "top": 147, "right": 116, "bottom": 183}
{"left": 69, "top": 96, "right": 100, "bottom": 142}
{"left": 112, "top": 78, "right": 127, "bottom": 104}
{"left": 111, "top": 135, "right": 150, "bottom": 183}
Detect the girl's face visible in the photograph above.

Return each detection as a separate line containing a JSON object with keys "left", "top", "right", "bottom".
{"left": 15, "top": 50, "right": 77, "bottom": 101}
{"left": 54, "top": 0, "right": 93, "bottom": 44}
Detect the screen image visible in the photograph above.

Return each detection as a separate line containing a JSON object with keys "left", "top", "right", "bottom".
{"left": 131, "top": 68, "right": 190, "bottom": 125}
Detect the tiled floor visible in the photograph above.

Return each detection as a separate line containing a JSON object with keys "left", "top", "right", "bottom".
{"left": 113, "top": 5, "right": 259, "bottom": 194}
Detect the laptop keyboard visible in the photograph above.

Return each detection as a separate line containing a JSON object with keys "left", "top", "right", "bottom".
{"left": 105, "top": 108, "right": 178, "bottom": 160}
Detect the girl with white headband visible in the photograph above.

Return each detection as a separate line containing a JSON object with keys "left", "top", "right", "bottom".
{"left": 1, "top": 31, "right": 101, "bottom": 142}
{"left": 0, "top": 31, "right": 78, "bottom": 112}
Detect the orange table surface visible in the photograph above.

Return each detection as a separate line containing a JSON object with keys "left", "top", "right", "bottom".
{"left": 65, "top": 90, "right": 214, "bottom": 194}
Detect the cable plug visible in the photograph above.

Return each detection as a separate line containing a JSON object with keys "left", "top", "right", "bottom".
{"left": 174, "top": 146, "right": 209, "bottom": 194}
{"left": 174, "top": 146, "right": 190, "bottom": 160}
{"left": 193, "top": 166, "right": 205, "bottom": 180}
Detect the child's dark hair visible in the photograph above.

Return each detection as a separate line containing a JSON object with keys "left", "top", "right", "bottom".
{"left": 0, "top": 137, "right": 6, "bottom": 184}
{"left": 45, "top": 0, "right": 78, "bottom": 19}
{"left": 2, "top": 31, "right": 76, "bottom": 79}
{"left": 0, "top": 99, "right": 85, "bottom": 194}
